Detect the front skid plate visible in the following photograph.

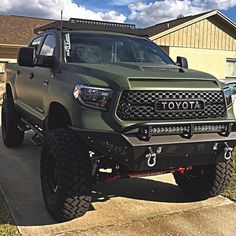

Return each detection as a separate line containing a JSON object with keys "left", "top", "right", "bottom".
{"left": 71, "top": 127, "right": 236, "bottom": 171}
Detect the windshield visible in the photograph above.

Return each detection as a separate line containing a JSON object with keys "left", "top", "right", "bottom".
{"left": 63, "top": 33, "right": 174, "bottom": 65}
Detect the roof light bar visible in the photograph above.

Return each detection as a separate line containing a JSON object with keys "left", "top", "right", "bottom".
{"left": 69, "top": 18, "right": 136, "bottom": 29}
{"left": 34, "top": 18, "right": 142, "bottom": 36}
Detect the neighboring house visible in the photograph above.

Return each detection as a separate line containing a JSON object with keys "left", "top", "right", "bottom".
{"left": 0, "top": 11, "right": 235, "bottom": 80}
{"left": 0, "top": 15, "right": 53, "bottom": 81}
{"left": 0, "top": 15, "right": 54, "bottom": 63}
{"left": 144, "top": 10, "right": 236, "bottom": 80}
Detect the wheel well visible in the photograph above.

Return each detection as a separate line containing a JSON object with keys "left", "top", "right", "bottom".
{"left": 6, "top": 84, "right": 13, "bottom": 98}
{"left": 48, "top": 103, "right": 72, "bottom": 130}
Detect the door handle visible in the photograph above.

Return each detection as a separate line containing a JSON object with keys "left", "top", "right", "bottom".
{"left": 17, "top": 70, "right": 21, "bottom": 75}
{"left": 30, "top": 72, "right": 34, "bottom": 79}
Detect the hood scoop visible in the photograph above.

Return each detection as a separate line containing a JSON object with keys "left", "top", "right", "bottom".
{"left": 113, "top": 62, "right": 184, "bottom": 73}
{"left": 140, "top": 66, "right": 184, "bottom": 73}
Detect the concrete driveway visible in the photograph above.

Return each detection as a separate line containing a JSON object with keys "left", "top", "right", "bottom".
{"left": 0, "top": 122, "right": 235, "bottom": 235}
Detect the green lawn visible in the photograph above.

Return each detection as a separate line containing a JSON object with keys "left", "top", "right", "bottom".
{"left": 223, "top": 153, "right": 236, "bottom": 201}
{"left": 0, "top": 192, "right": 19, "bottom": 236}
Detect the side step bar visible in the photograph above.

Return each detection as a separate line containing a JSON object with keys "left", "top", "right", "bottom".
{"left": 18, "top": 122, "right": 31, "bottom": 132}
{"left": 31, "top": 134, "right": 43, "bottom": 146}
{"left": 18, "top": 118, "right": 44, "bottom": 146}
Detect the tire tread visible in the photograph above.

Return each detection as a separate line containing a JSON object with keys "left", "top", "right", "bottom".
{"left": 173, "top": 159, "right": 234, "bottom": 199}
{"left": 41, "top": 128, "right": 92, "bottom": 222}
{"left": 1, "top": 94, "right": 24, "bottom": 147}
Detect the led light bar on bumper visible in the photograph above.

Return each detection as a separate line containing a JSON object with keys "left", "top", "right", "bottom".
{"left": 73, "top": 85, "right": 113, "bottom": 110}
{"left": 138, "top": 123, "right": 234, "bottom": 141}
{"left": 224, "top": 87, "right": 232, "bottom": 107}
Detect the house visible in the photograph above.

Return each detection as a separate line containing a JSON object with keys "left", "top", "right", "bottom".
{"left": 0, "top": 15, "right": 54, "bottom": 80}
{"left": 144, "top": 10, "right": 236, "bottom": 80}
{"left": 0, "top": 10, "right": 235, "bottom": 80}
{"left": 0, "top": 15, "right": 54, "bottom": 61}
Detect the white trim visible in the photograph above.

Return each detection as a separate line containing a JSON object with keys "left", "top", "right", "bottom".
{"left": 217, "top": 11, "right": 236, "bottom": 28}
{"left": 0, "top": 44, "right": 26, "bottom": 47}
{"left": 0, "top": 59, "right": 17, "bottom": 63}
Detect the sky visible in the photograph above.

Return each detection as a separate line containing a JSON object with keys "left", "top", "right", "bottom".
{"left": 0, "top": 0, "right": 236, "bottom": 27}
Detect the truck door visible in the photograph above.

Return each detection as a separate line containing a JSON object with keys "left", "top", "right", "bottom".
{"left": 15, "top": 36, "right": 43, "bottom": 108}
{"left": 26, "top": 34, "right": 56, "bottom": 125}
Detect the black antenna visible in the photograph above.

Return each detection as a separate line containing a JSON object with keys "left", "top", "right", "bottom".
{"left": 60, "top": 10, "right": 63, "bottom": 32}
{"left": 59, "top": 10, "right": 63, "bottom": 73}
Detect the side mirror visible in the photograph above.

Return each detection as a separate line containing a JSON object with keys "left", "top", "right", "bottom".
{"left": 176, "top": 56, "right": 188, "bottom": 69}
{"left": 18, "top": 47, "right": 35, "bottom": 67}
{"left": 35, "top": 55, "right": 56, "bottom": 68}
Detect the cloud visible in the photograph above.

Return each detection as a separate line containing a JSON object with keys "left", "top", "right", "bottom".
{"left": 110, "top": 0, "right": 138, "bottom": 6}
{"left": 1, "top": 0, "right": 12, "bottom": 12}
{"left": 128, "top": 0, "right": 236, "bottom": 27}
{"left": 0, "top": 0, "right": 235, "bottom": 27}
{"left": 0, "top": 0, "right": 126, "bottom": 22}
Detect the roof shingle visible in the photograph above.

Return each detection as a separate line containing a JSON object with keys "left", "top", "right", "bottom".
{"left": 0, "top": 15, "right": 54, "bottom": 45}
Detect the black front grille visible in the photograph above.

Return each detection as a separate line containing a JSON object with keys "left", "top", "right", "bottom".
{"left": 116, "top": 90, "right": 226, "bottom": 121}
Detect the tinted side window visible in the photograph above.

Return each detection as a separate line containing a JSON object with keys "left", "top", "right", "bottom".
{"left": 30, "top": 36, "right": 43, "bottom": 52}
{"left": 40, "top": 35, "right": 56, "bottom": 56}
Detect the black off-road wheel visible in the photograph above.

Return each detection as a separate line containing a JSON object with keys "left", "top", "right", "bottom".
{"left": 173, "top": 159, "right": 234, "bottom": 200}
{"left": 41, "top": 128, "right": 92, "bottom": 222}
{"left": 1, "top": 94, "right": 24, "bottom": 147}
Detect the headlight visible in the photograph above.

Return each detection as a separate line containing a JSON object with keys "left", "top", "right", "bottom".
{"left": 223, "top": 87, "right": 232, "bottom": 107}
{"left": 73, "top": 85, "right": 113, "bottom": 110}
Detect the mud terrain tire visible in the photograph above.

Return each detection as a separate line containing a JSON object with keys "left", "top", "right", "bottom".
{"left": 173, "top": 159, "right": 234, "bottom": 199}
{"left": 2, "top": 94, "right": 24, "bottom": 147}
{"left": 41, "top": 128, "right": 92, "bottom": 222}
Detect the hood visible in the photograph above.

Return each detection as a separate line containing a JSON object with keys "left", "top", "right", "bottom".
{"left": 62, "top": 62, "right": 220, "bottom": 90}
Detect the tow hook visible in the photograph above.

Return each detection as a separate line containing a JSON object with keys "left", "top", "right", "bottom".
{"left": 224, "top": 142, "right": 233, "bottom": 160}
{"left": 145, "top": 147, "right": 157, "bottom": 167}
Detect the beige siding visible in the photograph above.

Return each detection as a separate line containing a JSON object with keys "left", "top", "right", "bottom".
{"left": 153, "top": 18, "right": 236, "bottom": 51}
{"left": 0, "top": 46, "right": 20, "bottom": 59}
{"left": 169, "top": 47, "right": 236, "bottom": 79}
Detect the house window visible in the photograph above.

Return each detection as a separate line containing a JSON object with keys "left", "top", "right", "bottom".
{"left": 226, "top": 58, "right": 236, "bottom": 78}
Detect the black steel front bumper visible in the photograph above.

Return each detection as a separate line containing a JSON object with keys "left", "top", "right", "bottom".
{"left": 70, "top": 122, "right": 236, "bottom": 171}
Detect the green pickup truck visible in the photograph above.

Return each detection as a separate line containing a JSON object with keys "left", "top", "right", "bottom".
{"left": 2, "top": 19, "right": 236, "bottom": 222}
